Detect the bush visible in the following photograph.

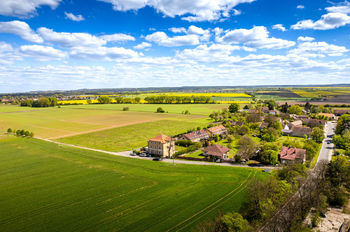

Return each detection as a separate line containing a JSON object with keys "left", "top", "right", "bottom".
{"left": 122, "top": 107, "right": 129, "bottom": 111}
{"left": 174, "top": 142, "right": 201, "bottom": 156}
{"left": 175, "top": 140, "right": 194, "bottom": 147}
{"left": 156, "top": 107, "right": 165, "bottom": 113}
{"left": 7, "top": 128, "right": 12, "bottom": 133}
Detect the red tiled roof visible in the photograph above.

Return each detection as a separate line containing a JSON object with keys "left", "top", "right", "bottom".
{"left": 183, "top": 129, "right": 210, "bottom": 140}
{"left": 203, "top": 144, "right": 230, "bottom": 158}
{"left": 149, "top": 134, "right": 172, "bottom": 143}
{"left": 280, "top": 147, "right": 306, "bottom": 161}
{"left": 207, "top": 125, "right": 226, "bottom": 134}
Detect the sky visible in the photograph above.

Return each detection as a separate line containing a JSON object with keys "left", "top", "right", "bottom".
{"left": 1, "top": 0, "right": 350, "bottom": 93}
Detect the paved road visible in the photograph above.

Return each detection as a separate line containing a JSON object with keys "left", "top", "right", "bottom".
{"left": 38, "top": 138, "right": 278, "bottom": 169}
{"left": 316, "top": 121, "right": 336, "bottom": 164}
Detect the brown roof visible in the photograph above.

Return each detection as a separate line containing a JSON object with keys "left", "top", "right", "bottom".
{"left": 303, "top": 118, "right": 326, "bottom": 126}
{"left": 203, "top": 144, "right": 230, "bottom": 158}
{"left": 183, "top": 129, "right": 210, "bottom": 141}
{"left": 207, "top": 125, "right": 226, "bottom": 134}
{"left": 291, "top": 126, "right": 312, "bottom": 137}
{"left": 280, "top": 147, "right": 306, "bottom": 161}
{"left": 149, "top": 134, "right": 172, "bottom": 143}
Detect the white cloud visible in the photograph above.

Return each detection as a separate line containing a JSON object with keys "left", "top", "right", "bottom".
{"left": 169, "top": 27, "right": 186, "bottom": 33}
{"left": 292, "top": 2, "right": 350, "bottom": 30}
{"left": 37, "top": 27, "right": 106, "bottom": 47}
{"left": 0, "top": 20, "right": 43, "bottom": 43}
{"left": 70, "top": 46, "right": 139, "bottom": 60}
{"left": 145, "top": 31, "right": 200, "bottom": 47}
{"left": 297, "top": 5, "right": 304, "bottom": 9}
{"left": 20, "top": 45, "right": 67, "bottom": 59}
{"left": 216, "top": 26, "right": 295, "bottom": 49}
{"left": 100, "top": 33, "right": 135, "bottom": 42}
{"left": 297, "top": 36, "right": 315, "bottom": 42}
{"left": 133, "top": 42, "right": 152, "bottom": 50}
{"left": 99, "top": 0, "right": 255, "bottom": 22}
{"left": 291, "top": 12, "right": 350, "bottom": 30}
{"left": 0, "top": 0, "right": 61, "bottom": 17}
{"left": 272, "top": 24, "right": 286, "bottom": 31}
{"left": 289, "top": 42, "right": 348, "bottom": 57}
{"left": 64, "top": 12, "right": 85, "bottom": 22}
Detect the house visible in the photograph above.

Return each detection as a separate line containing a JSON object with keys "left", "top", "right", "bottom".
{"left": 182, "top": 129, "right": 210, "bottom": 142}
{"left": 290, "top": 126, "right": 312, "bottom": 138}
{"left": 261, "top": 107, "right": 270, "bottom": 114}
{"left": 203, "top": 144, "right": 230, "bottom": 161}
{"left": 334, "top": 109, "right": 350, "bottom": 116}
{"left": 318, "top": 113, "right": 335, "bottom": 119}
{"left": 259, "top": 122, "right": 269, "bottom": 130}
{"left": 230, "top": 121, "right": 244, "bottom": 127}
{"left": 207, "top": 125, "right": 227, "bottom": 136}
{"left": 288, "top": 120, "right": 303, "bottom": 128}
{"left": 148, "top": 134, "right": 175, "bottom": 157}
{"left": 280, "top": 147, "right": 306, "bottom": 165}
{"left": 295, "top": 115, "right": 310, "bottom": 121}
{"left": 302, "top": 118, "right": 326, "bottom": 127}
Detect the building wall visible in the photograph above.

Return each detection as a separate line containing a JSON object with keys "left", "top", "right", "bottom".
{"left": 148, "top": 140, "right": 175, "bottom": 157}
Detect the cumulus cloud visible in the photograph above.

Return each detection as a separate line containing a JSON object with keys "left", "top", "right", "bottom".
{"left": 289, "top": 41, "right": 348, "bottom": 57}
{"left": 20, "top": 45, "right": 67, "bottom": 59}
{"left": 133, "top": 42, "right": 152, "bottom": 50}
{"left": 297, "top": 36, "right": 315, "bottom": 42}
{"left": 297, "top": 5, "right": 304, "bottom": 9}
{"left": 37, "top": 27, "right": 106, "bottom": 47}
{"left": 292, "top": 2, "right": 350, "bottom": 30}
{"left": 0, "top": 0, "right": 61, "bottom": 17}
{"left": 216, "top": 26, "right": 295, "bottom": 49}
{"left": 169, "top": 27, "right": 187, "bottom": 33}
{"left": 70, "top": 46, "right": 139, "bottom": 60}
{"left": 169, "top": 25, "right": 210, "bottom": 41}
{"left": 272, "top": 24, "right": 286, "bottom": 31}
{"left": 64, "top": 12, "right": 85, "bottom": 22}
{"left": 0, "top": 20, "right": 43, "bottom": 43}
{"left": 100, "top": 33, "right": 135, "bottom": 42}
{"left": 145, "top": 31, "right": 200, "bottom": 47}
{"left": 99, "top": 0, "right": 255, "bottom": 21}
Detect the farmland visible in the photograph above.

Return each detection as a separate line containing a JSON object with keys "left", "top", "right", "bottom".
{"left": 0, "top": 104, "right": 207, "bottom": 139}
{"left": 0, "top": 136, "right": 264, "bottom": 232}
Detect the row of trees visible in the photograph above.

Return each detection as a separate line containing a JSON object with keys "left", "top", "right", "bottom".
{"left": 7, "top": 128, "right": 34, "bottom": 137}
{"left": 144, "top": 95, "right": 213, "bottom": 104}
{"left": 20, "top": 97, "right": 57, "bottom": 107}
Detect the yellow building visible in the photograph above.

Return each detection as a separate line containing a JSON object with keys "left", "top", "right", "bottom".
{"left": 148, "top": 134, "right": 175, "bottom": 157}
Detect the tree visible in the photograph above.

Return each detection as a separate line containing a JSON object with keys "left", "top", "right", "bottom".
{"left": 280, "top": 102, "right": 289, "bottom": 113}
{"left": 122, "top": 107, "right": 129, "bottom": 111}
{"left": 287, "top": 105, "right": 303, "bottom": 115}
{"left": 243, "top": 105, "right": 249, "bottom": 110}
{"left": 336, "top": 114, "right": 350, "bottom": 134}
{"left": 48, "top": 97, "right": 57, "bottom": 106}
{"left": 229, "top": 103, "right": 240, "bottom": 113}
{"left": 156, "top": 107, "right": 165, "bottom": 113}
{"left": 97, "top": 96, "right": 111, "bottom": 104}
{"left": 29, "top": 132, "right": 34, "bottom": 137}
{"left": 7, "top": 128, "right": 12, "bottom": 133}
{"left": 221, "top": 212, "right": 251, "bottom": 232}
{"left": 238, "top": 135, "right": 258, "bottom": 160}
{"left": 310, "top": 127, "right": 325, "bottom": 143}
{"left": 134, "top": 97, "right": 141, "bottom": 103}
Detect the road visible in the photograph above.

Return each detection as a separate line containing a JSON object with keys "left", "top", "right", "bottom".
{"left": 316, "top": 121, "right": 336, "bottom": 164}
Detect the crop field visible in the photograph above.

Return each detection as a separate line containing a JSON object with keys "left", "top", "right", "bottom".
{"left": 61, "top": 103, "right": 230, "bottom": 116}
{"left": 0, "top": 105, "right": 205, "bottom": 139}
{"left": 290, "top": 87, "right": 350, "bottom": 98}
{"left": 0, "top": 137, "right": 264, "bottom": 232}
{"left": 57, "top": 119, "right": 208, "bottom": 152}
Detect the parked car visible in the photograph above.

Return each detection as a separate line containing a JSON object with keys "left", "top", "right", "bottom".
{"left": 153, "top": 157, "right": 163, "bottom": 161}
{"left": 130, "top": 152, "right": 136, "bottom": 156}
{"left": 139, "top": 153, "right": 147, "bottom": 157}
{"left": 216, "top": 159, "right": 221, "bottom": 163}
{"left": 146, "top": 154, "right": 151, "bottom": 157}
{"left": 327, "top": 140, "right": 331, "bottom": 144}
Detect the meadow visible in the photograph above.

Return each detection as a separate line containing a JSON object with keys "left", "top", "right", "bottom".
{"left": 0, "top": 136, "right": 264, "bottom": 232}
{"left": 57, "top": 119, "right": 208, "bottom": 152}
{"left": 0, "top": 104, "right": 207, "bottom": 139}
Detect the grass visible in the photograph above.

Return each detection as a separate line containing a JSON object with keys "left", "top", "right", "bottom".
{"left": 0, "top": 136, "right": 264, "bottom": 232}
{"left": 0, "top": 105, "right": 206, "bottom": 139}
{"left": 185, "top": 150, "right": 205, "bottom": 159}
{"left": 61, "top": 103, "right": 229, "bottom": 116}
{"left": 57, "top": 119, "right": 209, "bottom": 152}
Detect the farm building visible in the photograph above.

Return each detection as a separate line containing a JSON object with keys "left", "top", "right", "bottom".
{"left": 207, "top": 125, "right": 227, "bottom": 136}
{"left": 181, "top": 129, "right": 210, "bottom": 142}
{"left": 280, "top": 147, "right": 306, "bottom": 165}
{"left": 291, "top": 126, "right": 312, "bottom": 138}
{"left": 148, "top": 134, "right": 175, "bottom": 158}
{"left": 203, "top": 144, "right": 230, "bottom": 161}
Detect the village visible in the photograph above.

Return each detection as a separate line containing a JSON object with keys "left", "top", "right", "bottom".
{"left": 141, "top": 104, "right": 345, "bottom": 168}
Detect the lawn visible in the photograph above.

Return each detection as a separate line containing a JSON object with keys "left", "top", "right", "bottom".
{"left": 0, "top": 136, "right": 264, "bottom": 232}
{"left": 0, "top": 105, "right": 205, "bottom": 139}
{"left": 61, "top": 103, "right": 229, "bottom": 116}
{"left": 57, "top": 119, "right": 209, "bottom": 152}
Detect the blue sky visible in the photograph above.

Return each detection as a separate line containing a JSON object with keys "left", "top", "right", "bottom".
{"left": 0, "top": 0, "right": 350, "bottom": 93}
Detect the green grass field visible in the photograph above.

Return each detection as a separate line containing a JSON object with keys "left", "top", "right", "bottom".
{"left": 0, "top": 105, "right": 206, "bottom": 139}
{"left": 0, "top": 136, "right": 264, "bottom": 232}
{"left": 57, "top": 119, "right": 208, "bottom": 152}
{"left": 61, "top": 103, "right": 229, "bottom": 116}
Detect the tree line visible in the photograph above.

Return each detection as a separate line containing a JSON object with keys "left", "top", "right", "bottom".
{"left": 7, "top": 128, "right": 34, "bottom": 137}
{"left": 144, "top": 95, "right": 214, "bottom": 104}
{"left": 20, "top": 97, "right": 57, "bottom": 107}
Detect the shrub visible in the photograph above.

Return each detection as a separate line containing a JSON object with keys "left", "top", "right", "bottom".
{"left": 7, "top": 128, "right": 12, "bottom": 133}
{"left": 122, "top": 107, "right": 129, "bottom": 111}
{"left": 156, "top": 107, "right": 165, "bottom": 113}
{"left": 175, "top": 140, "right": 194, "bottom": 147}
